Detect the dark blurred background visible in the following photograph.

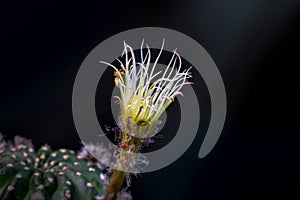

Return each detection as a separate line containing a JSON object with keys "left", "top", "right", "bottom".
{"left": 1, "top": 0, "right": 300, "bottom": 199}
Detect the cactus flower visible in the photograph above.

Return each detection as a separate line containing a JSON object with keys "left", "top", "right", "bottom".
{"left": 101, "top": 40, "right": 192, "bottom": 200}
{"left": 101, "top": 40, "right": 192, "bottom": 138}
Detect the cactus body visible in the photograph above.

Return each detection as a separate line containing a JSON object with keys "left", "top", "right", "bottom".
{"left": 0, "top": 145, "right": 105, "bottom": 200}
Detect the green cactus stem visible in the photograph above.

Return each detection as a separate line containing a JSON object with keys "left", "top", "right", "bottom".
{"left": 0, "top": 139, "right": 106, "bottom": 200}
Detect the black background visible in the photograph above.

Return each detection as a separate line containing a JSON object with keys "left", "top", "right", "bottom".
{"left": 1, "top": 0, "right": 300, "bottom": 199}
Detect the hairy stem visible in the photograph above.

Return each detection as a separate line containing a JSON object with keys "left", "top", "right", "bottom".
{"left": 104, "top": 135, "right": 143, "bottom": 200}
